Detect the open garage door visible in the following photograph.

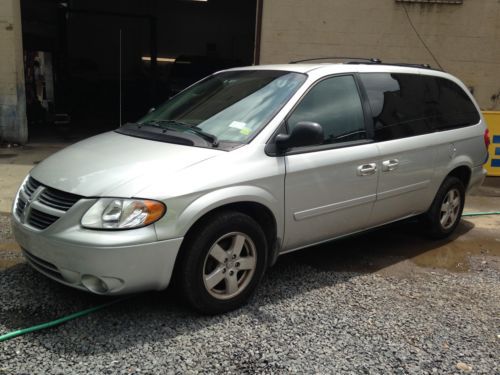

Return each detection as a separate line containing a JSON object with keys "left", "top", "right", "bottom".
{"left": 21, "top": 0, "right": 259, "bottom": 141}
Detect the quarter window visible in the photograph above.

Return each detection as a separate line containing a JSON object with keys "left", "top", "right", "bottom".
{"left": 287, "top": 75, "right": 366, "bottom": 144}
{"left": 359, "top": 73, "right": 480, "bottom": 141}
{"left": 430, "top": 77, "right": 480, "bottom": 130}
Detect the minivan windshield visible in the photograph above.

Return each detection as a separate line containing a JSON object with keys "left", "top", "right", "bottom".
{"left": 138, "top": 70, "right": 306, "bottom": 145}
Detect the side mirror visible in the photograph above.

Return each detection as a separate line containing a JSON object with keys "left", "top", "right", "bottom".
{"left": 275, "top": 121, "right": 324, "bottom": 151}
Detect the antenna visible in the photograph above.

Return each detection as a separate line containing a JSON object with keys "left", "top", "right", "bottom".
{"left": 119, "top": 28, "right": 122, "bottom": 127}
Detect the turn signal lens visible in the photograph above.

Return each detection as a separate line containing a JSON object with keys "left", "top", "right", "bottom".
{"left": 143, "top": 200, "right": 166, "bottom": 225}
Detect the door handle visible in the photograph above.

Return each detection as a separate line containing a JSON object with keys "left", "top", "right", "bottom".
{"left": 357, "top": 163, "right": 377, "bottom": 176}
{"left": 382, "top": 159, "right": 399, "bottom": 172}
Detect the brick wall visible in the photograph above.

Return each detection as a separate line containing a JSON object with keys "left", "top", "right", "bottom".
{"left": 0, "top": 0, "right": 27, "bottom": 144}
{"left": 260, "top": 0, "right": 500, "bottom": 109}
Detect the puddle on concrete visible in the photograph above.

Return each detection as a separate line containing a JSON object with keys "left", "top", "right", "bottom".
{"left": 283, "top": 219, "right": 500, "bottom": 275}
{"left": 410, "top": 241, "right": 498, "bottom": 272}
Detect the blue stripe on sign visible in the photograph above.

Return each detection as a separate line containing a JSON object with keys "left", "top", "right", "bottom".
{"left": 493, "top": 135, "right": 500, "bottom": 144}
{"left": 492, "top": 159, "right": 500, "bottom": 167}
{"left": 496, "top": 147, "right": 500, "bottom": 156}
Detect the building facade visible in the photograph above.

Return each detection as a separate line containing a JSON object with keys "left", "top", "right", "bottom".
{"left": 260, "top": 0, "right": 500, "bottom": 110}
{"left": 0, "top": 0, "right": 27, "bottom": 143}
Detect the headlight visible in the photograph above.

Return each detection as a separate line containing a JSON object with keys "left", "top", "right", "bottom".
{"left": 81, "top": 198, "right": 166, "bottom": 230}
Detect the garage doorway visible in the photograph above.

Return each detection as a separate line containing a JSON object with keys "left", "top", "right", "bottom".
{"left": 21, "top": 0, "right": 259, "bottom": 142}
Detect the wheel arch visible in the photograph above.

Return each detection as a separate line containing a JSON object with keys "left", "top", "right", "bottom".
{"left": 426, "top": 162, "right": 472, "bottom": 214}
{"left": 175, "top": 186, "right": 282, "bottom": 267}
{"left": 446, "top": 165, "right": 472, "bottom": 190}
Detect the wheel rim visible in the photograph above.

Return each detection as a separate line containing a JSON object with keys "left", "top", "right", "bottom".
{"left": 440, "top": 188, "right": 461, "bottom": 230}
{"left": 202, "top": 232, "right": 257, "bottom": 300}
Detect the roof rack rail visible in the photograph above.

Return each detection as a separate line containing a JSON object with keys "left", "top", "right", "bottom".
{"left": 389, "top": 63, "right": 433, "bottom": 69}
{"left": 290, "top": 57, "right": 382, "bottom": 64}
{"left": 344, "top": 61, "right": 435, "bottom": 70}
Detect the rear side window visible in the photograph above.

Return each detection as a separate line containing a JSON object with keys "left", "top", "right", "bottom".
{"left": 359, "top": 73, "right": 480, "bottom": 141}
{"left": 359, "top": 73, "right": 432, "bottom": 141}
{"left": 429, "top": 77, "right": 480, "bottom": 130}
{"left": 287, "top": 75, "right": 366, "bottom": 144}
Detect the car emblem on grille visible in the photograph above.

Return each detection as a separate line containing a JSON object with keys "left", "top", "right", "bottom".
{"left": 20, "top": 186, "right": 45, "bottom": 224}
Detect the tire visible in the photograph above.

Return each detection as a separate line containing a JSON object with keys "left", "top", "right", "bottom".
{"left": 178, "top": 210, "right": 268, "bottom": 314}
{"left": 425, "top": 176, "right": 465, "bottom": 239}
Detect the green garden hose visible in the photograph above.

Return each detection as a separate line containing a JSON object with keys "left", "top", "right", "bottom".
{"left": 0, "top": 297, "right": 129, "bottom": 343}
{"left": 2, "top": 210, "right": 500, "bottom": 343}
{"left": 462, "top": 211, "right": 500, "bottom": 217}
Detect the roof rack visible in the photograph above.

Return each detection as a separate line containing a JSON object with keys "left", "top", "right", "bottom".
{"left": 346, "top": 61, "right": 433, "bottom": 69}
{"left": 289, "top": 57, "right": 436, "bottom": 70}
{"left": 390, "top": 63, "right": 433, "bottom": 69}
{"left": 290, "top": 57, "right": 381, "bottom": 64}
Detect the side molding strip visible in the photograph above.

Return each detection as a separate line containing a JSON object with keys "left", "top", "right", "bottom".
{"left": 293, "top": 194, "right": 376, "bottom": 221}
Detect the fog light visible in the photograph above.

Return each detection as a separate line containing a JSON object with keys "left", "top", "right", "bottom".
{"left": 81, "top": 274, "right": 109, "bottom": 294}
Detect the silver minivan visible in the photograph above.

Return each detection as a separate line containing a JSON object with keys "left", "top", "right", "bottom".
{"left": 12, "top": 63, "right": 489, "bottom": 313}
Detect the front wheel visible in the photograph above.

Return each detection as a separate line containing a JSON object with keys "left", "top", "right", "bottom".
{"left": 425, "top": 176, "right": 465, "bottom": 239}
{"left": 178, "top": 211, "right": 267, "bottom": 314}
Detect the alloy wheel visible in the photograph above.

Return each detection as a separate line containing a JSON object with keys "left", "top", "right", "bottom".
{"left": 202, "top": 232, "right": 257, "bottom": 300}
{"left": 440, "top": 188, "right": 461, "bottom": 230}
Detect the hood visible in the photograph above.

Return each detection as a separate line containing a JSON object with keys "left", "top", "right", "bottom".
{"left": 31, "top": 131, "right": 221, "bottom": 197}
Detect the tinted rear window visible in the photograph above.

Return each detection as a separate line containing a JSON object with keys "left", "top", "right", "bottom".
{"left": 429, "top": 77, "right": 480, "bottom": 130}
{"left": 359, "top": 73, "right": 480, "bottom": 141}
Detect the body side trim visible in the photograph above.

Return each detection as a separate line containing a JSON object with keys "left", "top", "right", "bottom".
{"left": 376, "top": 180, "right": 431, "bottom": 201}
{"left": 293, "top": 194, "right": 376, "bottom": 221}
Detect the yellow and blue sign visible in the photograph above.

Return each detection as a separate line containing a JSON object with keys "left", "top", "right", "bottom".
{"left": 483, "top": 111, "right": 500, "bottom": 176}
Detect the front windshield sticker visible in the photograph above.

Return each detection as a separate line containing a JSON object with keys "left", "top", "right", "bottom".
{"left": 229, "top": 121, "right": 247, "bottom": 130}
{"left": 240, "top": 128, "right": 251, "bottom": 136}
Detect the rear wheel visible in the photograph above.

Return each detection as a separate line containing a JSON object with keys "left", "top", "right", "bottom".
{"left": 425, "top": 176, "right": 465, "bottom": 239}
{"left": 178, "top": 211, "right": 267, "bottom": 314}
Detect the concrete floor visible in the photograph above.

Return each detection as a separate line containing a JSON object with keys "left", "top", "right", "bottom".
{"left": 0, "top": 142, "right": 68, "bottom": 213}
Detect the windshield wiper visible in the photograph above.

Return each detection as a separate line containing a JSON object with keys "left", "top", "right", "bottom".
{"left": 140, "top": 120, "right": 219, "bottom": 147}
{"left": 186, "top": 126, "right": 219, "bottom": 147}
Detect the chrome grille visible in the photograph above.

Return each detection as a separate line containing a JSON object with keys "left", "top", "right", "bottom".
{"left": 15, "top": 197, "right": 26, "bottom": 217}
{"left": 24, "top": 177, "right": 42, "bottom": 196}
{"left": 38, "top": 188, "right": 81, "bottom": 211}
{"left": 27, "top": 208, "right": 60, "bottom": 230}
{"left": 15, "top": 176, "right": 82, "bottom": 230}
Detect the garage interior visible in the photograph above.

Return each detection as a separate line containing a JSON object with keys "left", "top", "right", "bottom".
{"left": 21, "top": 0, "right": 258, "bottom": 142}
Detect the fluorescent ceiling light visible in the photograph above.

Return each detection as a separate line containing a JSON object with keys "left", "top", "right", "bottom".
{"left": 141, "top": 56, "right": 176, "bottom": 63}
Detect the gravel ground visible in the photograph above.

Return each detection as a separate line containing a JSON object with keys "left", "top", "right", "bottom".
{"left": 1, "top": 215, "right": 499, "bottom": 374}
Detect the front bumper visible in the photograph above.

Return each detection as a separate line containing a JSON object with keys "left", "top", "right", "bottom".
{"left": 12, "top": 206, "right": 183, "bottom": 295}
